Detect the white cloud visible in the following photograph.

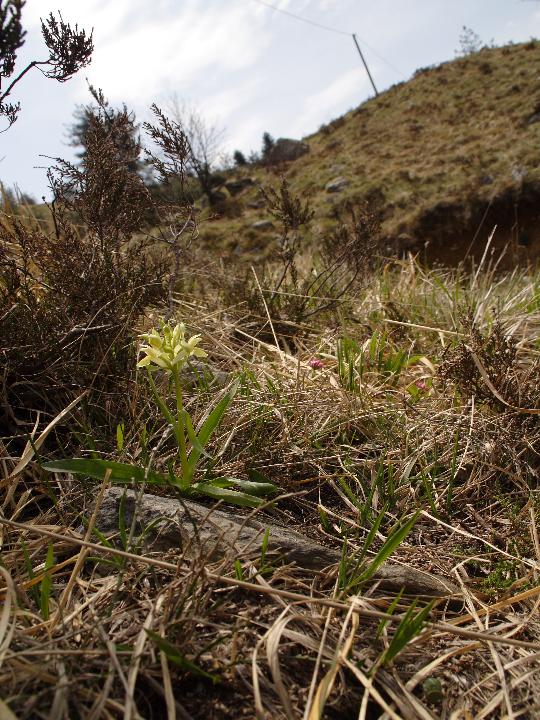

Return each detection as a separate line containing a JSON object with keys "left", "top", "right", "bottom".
{"left": 312, "top": 0, "right": 344, "bottom": 11}
{"left": 290, "top": 66, "right": 371, "bottom": 137}
{"left": 504, "top": 7, "right": 540, "bottom": 38}
{"left": 225, "top": 114, "right": 267, "bottom": 156}
{"left": 197, "top": 81, "right": 260, "bottom": 126}
{"left": 24, "top": 0, "right": 133, "bottom": 39}
{"left": 57, "top": 1, "right": 274, "bottom": 106}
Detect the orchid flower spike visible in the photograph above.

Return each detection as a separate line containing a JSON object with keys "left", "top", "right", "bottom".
{"left": 137, "top": 320, "right": 207, "bottom": 373}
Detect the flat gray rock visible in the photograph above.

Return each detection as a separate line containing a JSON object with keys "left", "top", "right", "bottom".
{"left": 95, "top": 488, "right": 456, "bottom": 596}
{"left": 325, "top": 176, "right": 350, "bottom": 193}
{"left": 251, "top": 219, "right": 274, "bottom": 231}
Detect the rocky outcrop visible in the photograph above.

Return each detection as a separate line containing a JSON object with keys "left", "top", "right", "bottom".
{"left": 266, "top": 138, "right": 309, "bottom": 164}
{"left": 225, "top": 177, "right": 255, "bottom": 196}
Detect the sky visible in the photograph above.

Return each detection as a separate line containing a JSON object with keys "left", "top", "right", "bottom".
{"left": 2, "top": 0, "right": 540, "bottom": 199}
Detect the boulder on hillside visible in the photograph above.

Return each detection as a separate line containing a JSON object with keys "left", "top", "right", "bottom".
{"left": 225, "top": 177, "right": 255, "bottom": 195}
{"left": 246, "top": 199, "right": 265, "bottom": 209}
{"left": 266, "top": 138, "right": 309, "bottom": 164}
{"left": 251, "top": 219, "right": 274, "bottom": 231}
{"left": 325, "top": 176, "right": 350, "bottom": 193}
{"left": 200, "top": 189, "right": 228, "bottom": 207}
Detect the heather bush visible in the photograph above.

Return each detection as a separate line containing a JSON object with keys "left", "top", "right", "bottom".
{"left": 0, "top": 96, "right": 172, "bottom": 435}
{"left": 0, "top": 0, "right": 93, "bottom": 130}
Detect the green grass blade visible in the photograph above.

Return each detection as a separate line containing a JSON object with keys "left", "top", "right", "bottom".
{"left": 116, "top": 423, "right": 124, "bottom": 452}
{"left": 183, "top": 409, "right": 210, "bottom": 461}
{"left": 185, "top": 383, "right": 238, "bottom": 480}
{"left": 205, "top": 476, "right": 277, "bottom": 497}
{"left": 20, "top": 538, "right": 39, "bottom": 604}
{"left": 234, "top": 559, "right": 244, "bottom": 580}
{"left": 260, "top": 527, "right": 271, "bottom": 566}
{"left": 146, "top": 369, "right": 184, "bottom": 451}
{"left": 381, "top": 600, "right": 434, "bottom": 665}
{"left": 356, "top": 505, "right": 386, "bottom": 568}
{"left": 375, "top": 588, "right": 403, "bottom": 640}
{"left": 338, "top": 477, "right": 363, "bottom": 510}
{"left": 227, "top": 479, "right": 277, "bottom": 497}
{"left": 358, "top": 512, "right": 419, "bottom": 584}
{"left": 338, "top": 540, "right": 348, "bottom": 591}
{"left": 248, "top": 468, "right": 272, "bottom": 484}
{"left": 42, "top": 458, "right": 171, "bottom": 486}
{"left": 192, "top": 482, "right": 270, "bottom": 507}
{"left": 40, "top": 544, "right": 55, "bottom": 620}
{"left": 145, "top": 630, "right": 219, "bottom": 682}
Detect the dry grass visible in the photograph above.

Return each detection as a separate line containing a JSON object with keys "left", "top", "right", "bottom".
{"left": 2, "top": 242, "right": 540, "bottom": 718}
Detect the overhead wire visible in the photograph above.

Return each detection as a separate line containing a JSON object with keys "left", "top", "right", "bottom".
{"left": 247, "top": 0, "right": 406, "bottom": 79}
{"left": 249, "top": 0, "right": 350, "bottom": 35}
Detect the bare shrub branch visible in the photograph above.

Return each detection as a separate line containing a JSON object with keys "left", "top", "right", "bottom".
{"left": 0, "top": 1, "right": 93, "bottom": 129}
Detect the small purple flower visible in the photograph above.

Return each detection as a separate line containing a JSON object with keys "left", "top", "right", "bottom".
{"left": 414, "top": 380, "right": 427, "bottom": 391}
{"left": 308, "top": 358, "right": 325, "bottom": 369}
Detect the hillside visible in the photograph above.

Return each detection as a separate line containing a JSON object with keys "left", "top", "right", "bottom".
{"left": 4, "top": 32, "right": 540, "bottom": 720}
{"left": 204, "top": 40, "right": 540, "bottom": 264}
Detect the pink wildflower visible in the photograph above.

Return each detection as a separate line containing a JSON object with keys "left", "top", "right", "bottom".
{"left": 308, "top": 358, "right": 325, "bottom": 369}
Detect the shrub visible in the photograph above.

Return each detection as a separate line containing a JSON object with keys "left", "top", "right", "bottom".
{"left": 0, "top": 98, "right": 169, "bottom": 435}
{"left": 69, "top": 86, "right": 142, "bottom": 175}
{"left": 0, "top": 1, "right": 93, "bottom": 130}
{"left": 319, "top": 116, "right": 346, "bottom": 136}
{"left": 439, "top": 313, "right": 540, "bottom": 482}
{"left": 213, "top": 178, "right": 377, "bottom": 348}
{"left": 456, "top": 26, "right": 483, "bottom": 57}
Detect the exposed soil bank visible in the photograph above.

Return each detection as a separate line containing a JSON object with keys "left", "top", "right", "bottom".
{"left": 403, "top": 181, "right": 540, "bottom": 267}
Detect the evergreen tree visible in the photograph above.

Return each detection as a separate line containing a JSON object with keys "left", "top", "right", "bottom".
{"left": 233, "top": 149, "right": 247, "bottom": 167}
{"left": 69, "top": 87, "right": 141, "bottom": 175}
{"left": 261, "top": 131, "right": 275, "bottom": 161}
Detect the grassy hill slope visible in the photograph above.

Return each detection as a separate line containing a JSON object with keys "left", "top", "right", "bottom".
{"left": 204, "top": 40, "right": 540, "bottom": 264}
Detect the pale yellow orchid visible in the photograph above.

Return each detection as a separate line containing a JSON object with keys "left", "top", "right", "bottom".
{"left": 137, "top": 321, "right": 207, "bottom": 373}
